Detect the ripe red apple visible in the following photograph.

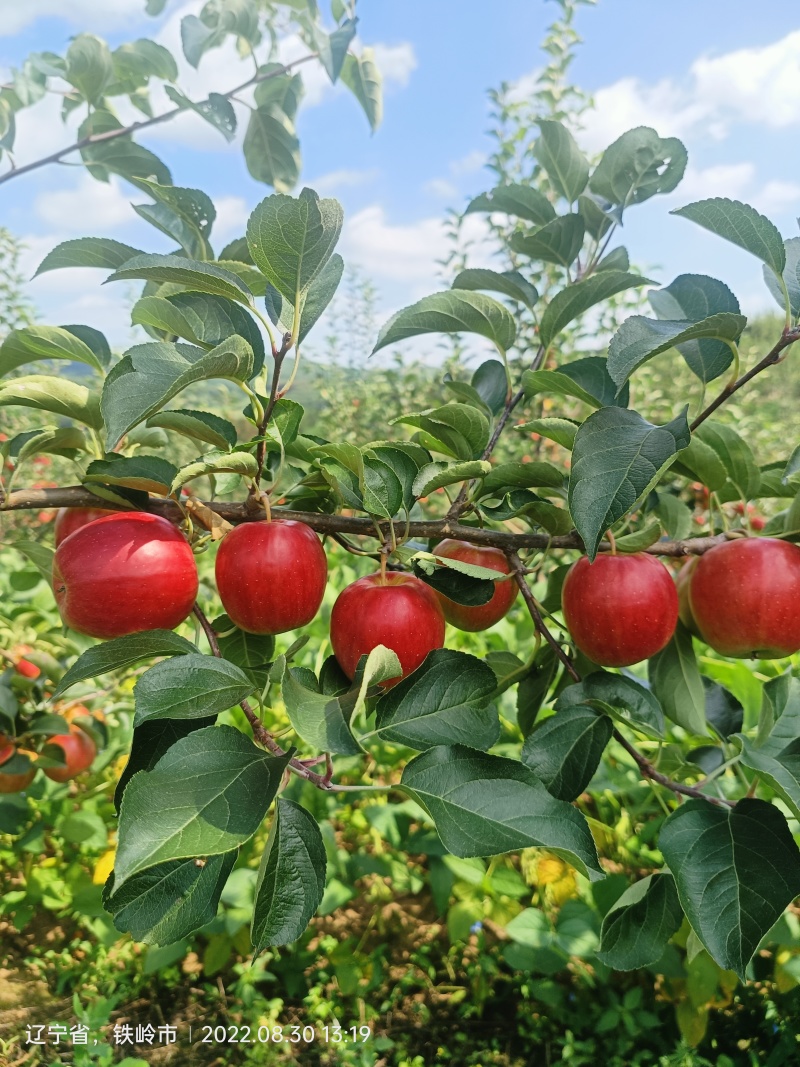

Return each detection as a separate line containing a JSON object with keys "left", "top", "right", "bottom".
{"left": 0, "top": 767, "right": 36, "bottom": 793}
{"left": 330, "top": 572, "right": 446, "bottom": 683}
{"left": 562, "top": 553, "right": 679, "bottom": 667}
{"left": 15, "top": 658, "right": 40, "bottom": 680}
{"left": 432, "top": 539, "right": 518, "bottom": 631}
{"left": 53, "top": 512, "right": 198, "bottom": 639}
{"left": 215, "top": 520, "right": 328, "bottom": 635}
{"left": 43, "top": 725, "right": 96, "bottom": 783}
{"left": 675, "top": 557, "right": 701, "bottom": 637}
{"left": 689, "top": 537, "right": 800, "bottom": 658}
{"left": 54, "top": 507, "right": 115, "bottom": 546}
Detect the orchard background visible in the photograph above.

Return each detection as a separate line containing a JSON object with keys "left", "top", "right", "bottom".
{"left": 2, "top": 2, "right": 800, "bottom": 1065}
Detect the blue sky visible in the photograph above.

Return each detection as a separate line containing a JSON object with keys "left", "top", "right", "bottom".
{"left": 2, "top": 0, "right": 799, "bottom": 357}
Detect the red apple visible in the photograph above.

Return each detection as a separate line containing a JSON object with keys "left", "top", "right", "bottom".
{"left": 53, "top": 512, "right": 198, "bottom": 639}
{"left": 15, "top": 658, "right": 40, "bottom": 680}
{"left": 43, "top": 725, "right": 96, "bottom": 783}
{"left": 215, "top": 520, "right": 328, "bottom": 635}
{"left": 54, "top": 507, "right": 115, "bottom": 546}
{"left": 0, "top": 767, "right": 36, "bottom": 793}
{"left": 330, "top": 572, "right": 446, "bottom": 683}
{"left": 689, "top": 537, "right": 800, "bottom": 658}
{"left": 432, "top": 539, "right": 518, "bottom": 631}
{"left": 562, "top": 553, "right": 679, "bottom": 667}
{"left": 675, "top": 557, "right": 701, "bottom": 637}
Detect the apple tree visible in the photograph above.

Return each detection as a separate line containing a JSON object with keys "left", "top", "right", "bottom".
{"left": 2, "top": 0, "right": 800, "bottom": 991}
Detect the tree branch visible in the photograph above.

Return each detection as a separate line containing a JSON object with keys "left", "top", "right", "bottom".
{"left": 505, "top": 549, "right": 735, "bottom": 808}
{"left": 0, "top": 54, "right": 318, "bottom": 187}
{"left": 0, "top": 483, "right": 739, "bottom": 557}
{"left": 690, "top": 326, "right": 800, "bottom": 431}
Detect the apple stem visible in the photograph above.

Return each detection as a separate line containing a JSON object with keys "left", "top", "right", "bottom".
{"left": 504, "top": 552, "right": 736, "bottom": 809}
{"left": 606, "top": 530, "right": 617, "bottom": 556}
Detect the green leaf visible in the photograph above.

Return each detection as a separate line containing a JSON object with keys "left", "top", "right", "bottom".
{"left": 539, "top": 271, "right": 650, "bottom": 353}
{"left": 114, "top": 725, "right": 289, "bottom": 889}
{"left": 737, "top": 677, "right": 800, "bottom": 821}
{"left": 14, "top": 426, "right": 87, "bottom": 463}
{"left": 694, "top": 423, "right": 760, "bottom": 500}
{"left": 655, "top": 492, "right": 693, "bottom": 541}
{"left": 392, "top": 404, "right": 490, "bottom": 461}
{"left": 672, "top": 435, "right": 728, "bottom": 491}
{"left": 264, "top": 254, "right": 344, "bottom": 345}
{"left": 132, "top": 181, "right": 216, "bottom": 260}
{"left": 112, "top": 38, "right": 178, "bottom": 85}
{"left": 53, "top": 630, "right": 197, "bottom": 699}
{"left": 596, "top": 246, "right": 630, "bottom": 272}
{"left": 522, "top": 705, "right": 612, "bottom": 801}
{"left": 364, "top": 445, "right": 421, "bottom": 511}
{"left": 400, "top": 745, "right": 602, "bottom": 877}
{"left": 34, "top": 237, "right": 143, "bottom": 276}
{"left": 313, "top": 17, "right": 357, "bottom": 82}
{"left": 452, "top": 268, "right": 538, "bottom": 310}
{"left": 147, "top": 409, "right": 237, "bottom": 451}
{"left": 590, "top": 127, "right": 687, "bottom": 209}
{"left": 523, "top": 355, "right": 629, "bottom": 410}
{"left": 555, "top": 671, "right": 665, "bottom": 740}
{"left": 412, "top": 460, "right": 491, "bottom": 497}
{"left": 465, "top": 184, "right": 555, "bottom": 226}
{"left": 477, "top": 460, "right": 564, "bottom": 496}
{"left": 107, "top": 254, "right": 253, "bottom": 306}
{"left": 247, "top": 188, "right": 343, "bottom": 311}
{"left": 172, "top": 451, "right": 257, "bottom": 492}
{"left": 84, "top": 455, "right": 178, "bottom": 496}
{"left": 251, "top": 799, "right": 326, "bottom": 951}
{"left": 568, "top": 406, "right": 691, "bottom": 560}
{"left": 340, "top": 48, "right": 382, "bottom": 131}
{"left": 412, "top": 552, "right": 498, "bottom": 606}
{"left": 510, "top": 215, "right": 584, "bottom": 268}
{"left": 361, "top": 453, "right": 404, "bottom": 518}
{"left": 0, "top": 375, "right": 103, "bottom": 429}
{"left": 164, "top": 85, "right": 237, "bottom": 142}
{"left": 649, "top": 274, "right": 743, "bottom": 383}
{"left": 370, "top": 650, "right": 500, "bottom": 751}
{"left": 472, "top": 359, "right": 508, "bottom": 414}
{"left": 65, "top": 34, "right": 112, "bottom": 103}
{"left": 105, "top": 852, "right": 236, "bottom": 945}
{"left": 372, "top": 290, "right": 516, "bottom": 356}
{"left": 82, "top": 137, "right": 171, "bottom": 187}
{"left": 597, "top": 874, "right": 683, "bottom": 970}
{"left": 115, "top": 717, "right": 216, "bottom": 812}
{"left": 764, "top": 237, "right": 800, "bottom": 318}
{"left": 608, "top": 314, "right": 745, "bottom": 391}
{"left": 8, "top": 540, "right": 55, "bottom": 585}
{"left": 659, "top": 799, "right": 800, "bottom": 979}
{"left": 212, "top": 615, "right": 275, "bottom": 690}
{"left": 133, "top": 654, "right": 255, "bottom": 726}
{"left": 350, "top": 645, "right": 403, "bottom": 721}
{"left": 649, "top": 624, "right": 707, "bottom": 735}
{"left": 180, "top": 13, "right": 226, "bottom": 68}
{"left": 534, "top": 120, "right": 590, "bottom": 203}
{"left": 671, "top": 198, "right": 786, "bottom": 280}
{"left": 281, "top": 669, "right": 361, "bottom": 755}
{"left": 243, "top": 106, "right": 301, "bottom": 192}
{"left": 102, "top": 336, "right": 254, "bottom": 448}
{"left": 517, "top": 417, "right": 577, "bottom": 450}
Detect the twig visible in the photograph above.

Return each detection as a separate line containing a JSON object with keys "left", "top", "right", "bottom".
{"left": 690, "top": 326, "right": 800, "bottom": 431}
{"left": 1, "top": 484, "right": 738, "bottom": 558}
{"left": 253, "top": 331, "right": 292, "bottom": 489}
{"left": 0, "top": 55, "right": 318, "bottom": 186}
{"left": 505, "top": 550, "right": 735, "bottom": 808}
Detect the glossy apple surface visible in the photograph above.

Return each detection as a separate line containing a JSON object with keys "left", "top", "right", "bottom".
{"left": 330, "top": 572, "right": 445, "bottom": 682}
{"left": 562, "top": 552, "right": 679, "bottom": 667}
{"left": 53, "top": 512, "right": 198, "bottom": 639}
{"left": 432, "top": 539, "right": 518, "bottom": 632}
{"left": 689, "top": 537, "right": 800, "bottom": 658}
{"left": 44, "top": 725, "right": 96, "bottom": 783}
{"left": 54, "top": 507, "right": 115, "bottom": 546}
{"left": 215, "top": 520, "right": 328, "bottom": 635}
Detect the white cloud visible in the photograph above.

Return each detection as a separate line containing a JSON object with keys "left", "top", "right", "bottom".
{"left": 372, "top": 42, "right": 417, "bottom": 89}
{"left": 307, "top": 168, "right": 380, "bottom": 195}
{"left": 424, "top": 178, "right": 459, "bottom": 199}
{"left": 212, "top": 195, "right": 250, "bottom": 243}
{"left": 35, "top": 174, "right": 135, "bottom": 232}
{"left": 450, "top": 149, "right": 487, "bottom": 176}
{"left": 0, "top": 0, "right": 144, "bottom": 35}
{"left": 668, "top": 163, "right": 755, "bottom": 204}
{"left": 753, "top": 180, "right": 800, "bottom": 214}
{"left": 515, "top": 29, "right": 800, "bottom": 154}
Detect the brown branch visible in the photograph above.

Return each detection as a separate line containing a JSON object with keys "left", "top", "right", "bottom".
{"left": 690, "top": 326, "right": 800, "bottom": 431}
{"left": 505, "top": 549, "right": 735, "bottom": 808}
{"left": 0, "top": 483, "right": 739, "bottom": 557}
{"left": 0, "top": 54, "right": 318, "bottom": 187}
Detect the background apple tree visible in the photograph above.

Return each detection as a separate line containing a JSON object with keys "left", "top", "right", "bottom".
{"left": 2, "top": 0, "right": 800, "bottom": 1053}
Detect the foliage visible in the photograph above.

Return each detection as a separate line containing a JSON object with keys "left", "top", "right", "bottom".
{"left": 2, "top": 1, "right": 800, "bottom": 1063}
